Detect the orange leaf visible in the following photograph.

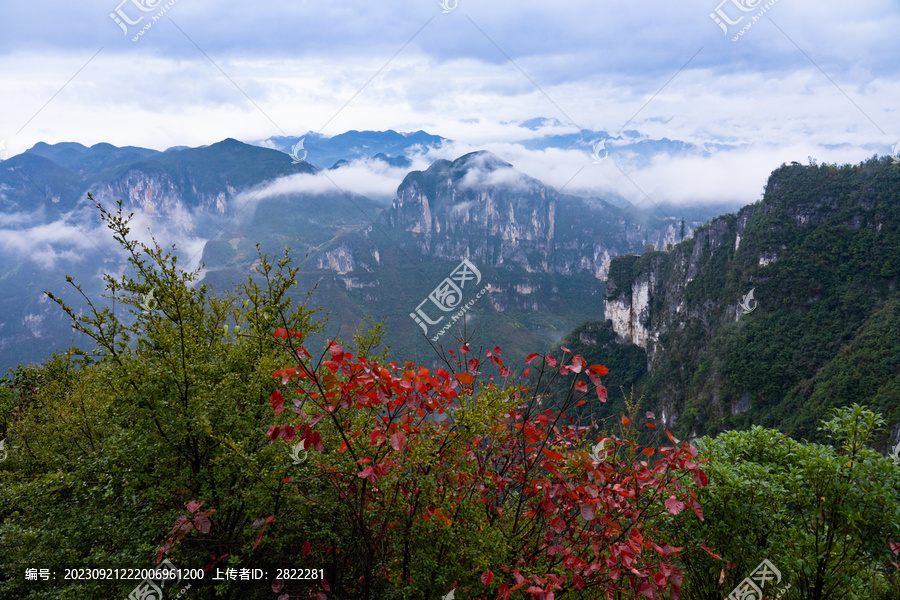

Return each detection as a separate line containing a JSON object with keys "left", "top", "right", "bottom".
{"left": 622, "top": 415, "right": 631, "bottom": 427}
{"left": 455, "top": 372, "right": 474, "bottom": 384}
{"left": 541, "top": 448, "right": 565, "bottom": 461}
{"left": 642, "top": 448, "right": 655, "bottom": 456}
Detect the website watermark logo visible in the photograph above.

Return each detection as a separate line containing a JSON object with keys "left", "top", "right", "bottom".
{"left": 589, "top": 439, "right": 614, "bottom": 462}
{"left": 889, "top": 141, "right": 900, "bottom": 164}
{"left": 110, "top": 0, "right": 181, "bottom": 42}
{"left": 709, "top": 0, "right": 780, "bottom": 41}
{"left": 125, "top": 559, "right": 191, "bottom": 600}
{"left": 140, "top": 287, "right": 158, "bottom": 314}
{"left": 410, "top": 259, "right": 490, "bottom": 341}
{"left": 739, "top": 288, "right": 757, "bottom": 315}
{"left": 438, "top": 0, "right": 458, "bottom": 14}
{"left": 289, "top": 138, "right": 307, "bottom": 164}
{"left": 890, "top": 442, "right": 900, "bottom": 466}
{"left": 290, "top": 443, "right": 309, "bottom": 465}
{"left": 590, "top": 140, "right": 609, "bottom": 163}
{"left": 728, "top": 559, "right": 790, "bottom": 600}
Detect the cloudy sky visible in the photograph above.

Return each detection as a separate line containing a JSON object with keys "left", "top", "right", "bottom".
{"left": 1, "top": 0, "right": 898, "bottom": 207}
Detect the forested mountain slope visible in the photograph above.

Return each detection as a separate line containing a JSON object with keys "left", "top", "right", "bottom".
{"left": 578, "top": 157, "right": 900, "bottom": 445}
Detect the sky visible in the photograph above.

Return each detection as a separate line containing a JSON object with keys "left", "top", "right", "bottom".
{"left": 1, "top": 0, "right": 899, "bottom": 208}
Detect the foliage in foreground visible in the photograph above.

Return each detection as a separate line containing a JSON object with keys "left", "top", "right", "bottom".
{"left": 1, "top": 201, "right": 899, "bottom": 600}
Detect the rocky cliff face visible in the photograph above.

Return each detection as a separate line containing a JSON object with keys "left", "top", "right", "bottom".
{"left": 324, "top": 151, "right": 679, "bottom": 281}
{"left": 89, "top": 172, "right": 237, "bottom": 233}
{"left": 603, "top": 209, "right": 756, "bottom": 369}
{"left": 601, "top": 158, "right": 900, "bottom": 442}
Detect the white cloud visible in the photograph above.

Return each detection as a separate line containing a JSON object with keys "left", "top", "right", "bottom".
{"left": 0, "top": 0, "right": 896, "bottom": 216}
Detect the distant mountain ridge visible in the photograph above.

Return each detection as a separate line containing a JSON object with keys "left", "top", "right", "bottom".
{"left": 0, "top": 132, "right": 710, "bottom": 381}
{"left": 256, "top": 129, "right": 446, "bottom": 170}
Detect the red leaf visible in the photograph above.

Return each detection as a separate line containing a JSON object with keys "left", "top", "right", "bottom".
{"left": 580, "top": 504, "right": 595, "bottom": 521}
{"left": 569, "top": 355, "right": 585, "bottom": 372}
{"left": 700, "top": 544, "right": 723, "bottom": 560}
{"left": 545, "top": 355, "right": 557, "bottom": 367}
{"left": 525, "top": 353, "right": 540, "bottom": 365}
{"left": 272, "top": 578, "right": 284, "bottom": 593}
{"left": 254, "top": 527, "right": 266, "bottom": 550}
{"left": 646, "top": 411, "right": 656, "bottom": 419}
{"left": 186, "top": 500, "right": 203, "bottom": 513}
{"left": 303, "top": 541, "right": 312, "bottom": 558}
{"left": 665, "top": 495, "right": 685, "bottom": 515}
{"left": 481, "top": 571, "right": 494, "bottom": 585}
{"left": 541, "top": 448, "right": 565, "bottom": 461}
{"left": 193, "top": 514, "right": 212, "bottom": 534}
{"left": 589, "top": 364, "right": 609, "bottom": 375}
{"left": 597, "top": 386, "right": 607, "bottom": 402}
{"left": 274, "top": 328, "right": 288, "bottom": 339}
{"left": 654, "top": 573, "right": 667, "bottom": 587}
{"left": 575, "top": 381, "right": 588, "bottom": 392}
{"left": 460, "top": 343, "right": 471, "bottom": 354}
{"left": 282, "top": 425, "right": 296, "bottom": 442}
{"left": 693, "top": 469, "right": 709, "bottom": 488}
{"left": 493, "top": 346, "right": 502, "bottom": 356}
{"left": 271, "top": 389, "right": 284, "bottom": 415}
{"left": 688, "top": 497, "right": 705, "bottom": 521}
{"left": 468, "top": 358, "right": 480, "bottom": 373}
{"left": 391, "top": 431, "right": 406, "bottom": 452}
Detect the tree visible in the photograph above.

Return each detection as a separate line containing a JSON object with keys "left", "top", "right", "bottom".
{"left": 679, "top": 219, "right": 686, "bottom": 242}
{"left": 163, "top": 335, "right": 712, "bottom": 599}
{"left": 2, "top": 199, "right": 711, "bottom": 599}
{"left": 0, "top": 198, "right": 323, "bottom": 599}
{"left": 661, "top": 405, "right": 900, "bottom": 600}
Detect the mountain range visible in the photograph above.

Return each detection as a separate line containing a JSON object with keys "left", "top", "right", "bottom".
{"left": 0, "top": 131, "right": 698, "bottom": 379}
{"left": 7, "top": 130, "right": 897, "bottom": 450}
